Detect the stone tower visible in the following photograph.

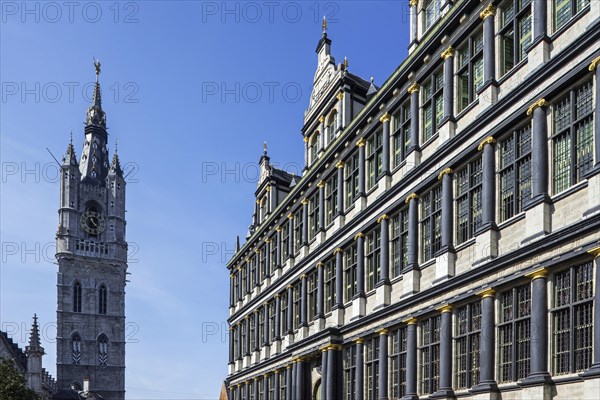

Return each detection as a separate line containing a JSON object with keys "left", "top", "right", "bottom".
{"left": 25, "top": 314, "right": 44, "bottom": 393}
{"left": 55, "top": 61, "right": 127, "bottom": 400}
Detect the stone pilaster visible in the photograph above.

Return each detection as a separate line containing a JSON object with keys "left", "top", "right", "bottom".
{"left": 357, "top": 138, "right": 367, "bottom": 209}
{"left": 286, "top": 285, "right": 294, "bottom": 335}
{"left": 264, "top": 303, "right": 270, "bottom": 347}
{"left": 321, "top": 347, "right": 329, "bottom": 399}
{"left": 300, "top": 274, "right": 308, "bottom": 328}
{"left": 336, "top": 161, "right": 345, "bottom": 219}
{"left": 302, "top": 198, "right": 309, "bottom": 247}
{"left": 584, "top": 58, "right": 600, "bottom": 217}
{"left": 287, "top": 213, "right": 294, "bottom": 259}
{"left": 523, "top": 100, "right": 552, "bottom": 244}
{"left": 434, "top": 305, "right": 454, "bottom": 398}
{"left": 376, "top": 214, "right": 391, "bottom": 309}
{"left": 332, "top": 247, "right": 345, "bottom": 325}
{"left": 254, "top": 252, "right": 260, "bottom": 289}
{"left": 253, "top": 377, "right": 259, "bottom": 400}
{"left": 378, "top": 329, "right": 389, "bottom": 400}
{"left": 318, "top": 181, "right": 326, "bottom": 233}
{"left": 352, "top": 233, "right": 366, "bottom": 320}
{"left": 275, "top": 227, "right": 282, "bottom": 270}
{"left": 326, "top": 345, "right": 341, "bottom": 400}
{"left": 407, "top": 83, "right": 421, "bottom": 171}
{"left": 521, "top": 268, "right": 551, "bottom": 387}
{"left": 286, "top": 364, "right": 293, "bottom": 400}
{"left": 230, "top": 274, "right": 235, "bottom": 309}
{"left": 228, "top": 327, "right": 234, "bottom": 365}
{"left": 245, "top": 317, "right": 251, "bottom": 357}
{"left": 319, "top": 115, "right": 326, "bottom": 151}
{"left": 254, "top": 310, "right": 260, "bottom": 353}
{"left": 380, "top": 113, "right": 392, "bottom": 188}
{"left": 479, "top": 4, "right": 498, "bottom": 106}
{"left": 273, "top": 370, "right": 280, "bottom": 400}
{"left": 403, "top": 318, "right": 418, "bottom": 400}
{"left": 409, "top": 0, "right": 419, "bottom": 53}
{"left": 316, "top": 262, "right": 326, "bottom": 328}
{"left": 474, "top": 137, "right": 499, "bottom": 265}
{"left": 527, "top": 0, "right": 551, "bottom": 72}
{"left": 404, "top": 193, "right": 421, "bottom": 297}
{"left": 274, "top": 294, "right": 281, "bottom": 341}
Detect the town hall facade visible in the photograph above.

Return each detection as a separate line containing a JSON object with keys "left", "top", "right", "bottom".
{"left": 226, "top": 1, "right": 600, "bottom": 399}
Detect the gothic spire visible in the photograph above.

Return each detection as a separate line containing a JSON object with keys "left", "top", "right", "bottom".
{"left": 109, "top": 141, "right": 123, "bottom": 177}
{"left": 86, "top": 58, "right": 106, "bottom": 129}
{"left": 26, "top": 314, "right": 44, "bottom": 355}
{"left": 63, "top": 131, "right": 78, "bottom": 166}
{"left": 316, "top": 15, "right": 332, "bottom": 54}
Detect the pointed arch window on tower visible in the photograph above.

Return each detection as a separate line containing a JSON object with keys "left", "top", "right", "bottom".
{"left": 72, "top": 333, "right": 82, "bottom": 364}
{"left": 98, "top": 284, "right": 108, "bottom": 315}
{"left": 73, "top": 282, "right": 82, "bottom": 313}
{"left": 98, "top": 334, "right": 108, "bottom": 366}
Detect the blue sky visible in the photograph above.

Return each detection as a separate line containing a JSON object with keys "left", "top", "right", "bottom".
{"left": 0, "top": 1, "right": 410, "bottom": 398}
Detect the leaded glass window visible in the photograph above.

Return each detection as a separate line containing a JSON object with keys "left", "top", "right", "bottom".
{"left": 390, "top": 326, "right": 408, "bottom": 398}
{"left": 367, "top": 130, "right": 383, "bottom": 190}
{"left": 345, "top": 244, "right": 358, "bottom": 302}
{"left": 293, "top": 282, "right": 301, "bottom": 329}
{"left": 366, "top": 229, "right": 381, "bottom": 292}
{"left": 249, "top": 314, "right": 256, "bottom": 351}
{"left": 422, "top": 69, "right": 444, "bottom": 142}
{"left": 424, "top": 0, "right": 441, "bottom": 31}
{"left": 421, "top": 186, "right": 442, "bottom": 261}
{"left": 365, "top": 337, "right": 380, "bottom": 400}
{"left": 392, "top": 101, "right": 411, "bottom": 168}
{"left": 72, "top": 333, "right": 82, "bottom": 365}
{"left": 293, "top": 209, "right": 303, "bottom": 254}
{"left": 455, "top": 302, "right": 482, "bottom": 389}
{"left": 324, "top": 259, "right": 336, "bottom": 313}
{"left": 281, "top": 222, "right": 290, "bottom": 260}
{"left": 499, "top": 0, "right": 532, "bottom": 75}
{"left": 419, "top": 316, "right": 441, "bottom": 395}
{"left": 343, "top": 345, "right": 357, "bottom": 400}
{"left": 307, "top": 271, "right": 317, "bottom": 321}
{"left": 499, "top": 125, "right": 532, "bottom": 221}
{"left": 345, "top": 153, "right": 360, "bottom": 209}
{"left": 498, "top": 284, "right": 531, "bottom": 383}
{"left": 279, "top": 371, "right": 287, "bottom": 400}
{"left": 325, "top": 174, "right": 338, "bottom": 225}
{"left": 308, "top": 192, "right": 320, "bottom": 240}
{"left": 555, "top": 0, "right": 590, "bottom": 31}
{"left": 456, "top": 158, "right": 483, "bottom": 244}
{"left": 391, "top": 209, "right": 409, "bottom": 278}
{"left": 552, "top": 262, "right": 594, "bottom": 374}
{"left": 457, "top": 29, "right": 484, "bottom": 112}
{"left": 552, "top": 80, "right": 594, "bottom": 194}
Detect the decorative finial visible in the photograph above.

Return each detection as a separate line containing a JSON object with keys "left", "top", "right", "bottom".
{"left": 344, "top": 56, "right": 348, "bottom": 69}
{"left": 263, "top": 141, "right": 268, "bottom": 156}
{"left": 69, "top": 129, "right": 73, "bottom": 144}
{"left": 322, "top": 16, "right": 327, "bottom": 34}
{"left": 93, "top": 57, "right": 101, "bottom": 83}
{"left": 371, "top": 77, "right": 374, "bottom": 83}
{"left": 115, "top": 138, "right": 119, "bottom": 154}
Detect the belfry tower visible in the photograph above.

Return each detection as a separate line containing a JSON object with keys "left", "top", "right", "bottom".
{"left": 55, "top": 60, "right": 127, "bottom": 400}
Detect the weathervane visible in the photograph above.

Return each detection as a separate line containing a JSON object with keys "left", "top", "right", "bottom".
{"left": 322, "top": 16, "right": 327, "bottom": 34}
{"left": 93, "top": 57, "right": 101, "bottom": 82}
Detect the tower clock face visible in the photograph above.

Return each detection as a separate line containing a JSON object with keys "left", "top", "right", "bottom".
{"left": 81, "top": 210, "right": 105, "bottom": 235}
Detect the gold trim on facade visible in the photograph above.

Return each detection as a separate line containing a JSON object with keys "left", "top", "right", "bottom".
{"left": 588, "top": 55, "right": 600, "bottom": 71}
{"left": 441, "top": 46, "right": 455, "bottom": 60}
{"left": 526, "top": 98, "right": 549, "bottom": 116}
{"left": 437, "top": 167, "right": 454, "bottom": 180}
{"left": 437, "top": 304, "right": 453, "bottom": 313}
{"left": 477, "top": 136, "right": 496, "bottom": 151}
{"left": 356, "top": 138, "right": 366, "bottom": 147}
{"left": 477, "top": 288, "right": 496, "bottom": 298}
{"left": 379, "top": 113, "right": 391, "bottom": 123}
{"left": 525, "top": 267, "right": 549, "bottom": 280}
{"left": 405, "top": 192, "right": 419, "bottom": 204}
{"left": 407, "top": 82, "right": 420, "bottom": 94}
{"left": 354, "top": 232, "right": 365, "bottom": 240}
{"left": 479, "top": 3, "right": 496, "bottom": 19}
{"left": 377, "top": 214, "right": 389, "bottom": 223}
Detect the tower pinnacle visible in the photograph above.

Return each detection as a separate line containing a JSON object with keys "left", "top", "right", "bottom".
{"left": 26, "top": 314, "right": 44, "bottom": 355}
{"left": 87, "top": 58, "right": 106, "bottom": 128}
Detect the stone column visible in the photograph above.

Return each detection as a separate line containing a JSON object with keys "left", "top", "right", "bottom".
{"left": 582, "top": 248, "right": 600, "bottom": 377}
{"left": 318, "top": 181, "right": 326, "bottom": 232}
{"left": 321, "top": 347, "right": 329, "bottom": 400}
{"left": 317, "top": 263, "right": 325, "bottom": 319}
{"left": 357, "top": 138, "right": 366, "bottom": 197}
{"left": 441, "top": 46, "right": 455, "bottom": 122}
{"left": 475, "top": 137, "right": 499, "bottom": 264}
{"left": 275, "top": 227, "right": 282, "bottom": 269}
{"left": 473, "top": 289, "right": 498, "bottom": 394}
{"left": 408, "top": 83, "right": 420, "bottom": 154}
{"left": 355, "top": 339, "right": 364, "bottom": 400}
{"left": 302, "top": 199, "right": 309, "bottom": 246}
{"left": 274, "top": 294, "right": 281, "bottom": 341}
{"left": 286, "top": 364, "right": 293, "bottom": 400}
{"left": 287, "top": 213, "right": 294, "bottom": 257}
{"left": 254, "top": 252, "right": 260, "bottom": 289}
{"left": 376, "top": 214, "right": 391, "bottom": 309}
{"left": 286, "top": 285, "right": 294, "bottom": 335}
{"left": 532, "top": 0, "right": 547, "bottom": 40}
{"left": 245, "top": 317, "right": 251, "bottom": 356}
{"left": 406, "top": 193, "right": 419, "bottom": 271}
{"left": 230, "top": 274, "right": 235, "bottom": 308}
{"left": 229, "top": 326, "right": 234, "bottom": 364}
{"left": 336, "top": 161, "right": 345, "bottom": 217}
{"left": 436, "top": 169, "right": 456, "bottom": 280}
{"left": 334, "top": 248, "right": 344, "bottom": 309}
{"left": 301, "top": 275, "right": 308, "bottom": 327}
{"left": 236, "top": 324, "right": 242, "bottom": 361}
{"left": 326, "top": 346, "right": 340, "bottom": 400}
{"left": 480, "top": 4, "right": 496, "bottom": 87}
{"left": 263, "top": 375, "right": 268, "bottom": 400}
{"left": 409, "top": 0, "right": 418, "bottom": 49}
{"left": 336, "top": 92, "right": 344, "bottom": 131}
{"left": 522, "top": 268, "right": 551, "bottom": 385}
{"left": 319, "top": 115, "right": 326, "bottom": 150}
{"left": 523, "top": 100, "right": 551, "bottom": 242}
{"left": 403, "top": 318, "right": 418, "bottom": 400}
{"left": 378, "top": 329, "right": 389, "bottom": 400}
{"left": 526, "top": 0, "right": 551, "bottom": 72}
{"left": 435, "top": 305, "right": 454, "bottom": 398}
{"left": 380, "top": 113, "right": 391, "bottom": 177}
{"left": 254, "top": 310, "right": 260, "bottom": 352}
{"left": 274, "top": 370, "right": 280, "bottom": 400}
{"left": 246, "top": 382, "right": 250, "bottom": 400}
{"left": 264, "top": 303, "right": 270, "bottom": 346}
{"left": 353, "top": 233, "right": 366, "bottom": 319}
{"left": 237, "top": 270, "right": 242, "bottom": 301}
{"left": 295, "top": 359, "right": 305, "bottom": 399}
{"left": 253, "top": 378, "right": 259, "bottom": 400}
{"left": 585, "top": 59, "right": 600, "bottom": 217}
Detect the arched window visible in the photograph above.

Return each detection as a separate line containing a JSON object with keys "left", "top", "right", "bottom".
{"left": 309, "top": 132, "right": 320, "bottom": 164}
{"left": 73, "top": 282, "right": 82, "bottom": 313}
{"left": 98, "top": 334, "right": 108, "bottom": 366}
{"left": 72, "top": 333, "right": 82, "bottom": 365}
{"left": 327, "top": 111, "right": 338, "bottom": 143}
{"left": 98, "top": 284, "right": 107, "bottom": 315}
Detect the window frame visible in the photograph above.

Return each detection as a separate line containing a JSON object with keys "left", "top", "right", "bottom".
{"left": 308, "top": 192, "right": 320, "bottom": 240}
{"left": 421, "top": 186, "right": 442, "bottom": 261}
{"left": 455, "top": 301, "right": 482, "bottom": 389}
{"left": 455, "top": 157, "right": 483, "bottom": 244}
{"left": 391, "top": 209, "right": 409, "bottom": 278}
{"left": 366, "top": 129, "right": 383, "bottom": 190}
{"left": 498, "top": 0, "right": 532, "bottom": 76}
{"left": 365, "top": 228, "right": 381, "bottom": 292}
{"left": 344, "top": 244, "right": 358, "bottom": 302}
{"left": 365, "top": 336, "right": 380, "bottom": 400}
{"left": 324, "top": 259, "right": 336, "bottom": 313}
{"left": 554, "top": 0, "right": 590, "bottom": 31}
{"left": 345, "top": 152, "right": 360, "bottom": 209}
{"left": 343, "top": 345, "right": 357, "bottom": 400}
{"left": 457, "top": 29, "right": 484, "bottom": 112}
{"left": 419, "top": 316, "right": 441, "bottom": 395}
{"left": 422, "top": 69, "right": 444, "bottom": 142}
{"left": 325, "top": 173, "right": 338, "bottom": 226}
{"left": 390, "top": 326, "right": 408, "bottom": 398}
{"left": 392, "top": 100, "right": 411, "bottom": 168}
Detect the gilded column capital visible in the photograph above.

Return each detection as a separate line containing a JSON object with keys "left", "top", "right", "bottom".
{"left": 589, "top": 55, "right": 600, "bottom": 71}
{"left": 301, "top": 198, "right": 309, "bottom": 205}
{"left": 287, "top": 213, "right": 294, "bottom": 220}
{"left": 303, "top": 136, "right": 309, "bottom": 143}
{"left": 335, "top": 160, "right": 345, "bottom": 169}
{"left": 405, "top": 192, "right": 419, "bottom": 204}
{"left": 477, "top": 136, "right": 496, "bottom": 151}
{"left": 437, "top": 167, "right": 454, "bottom": 180}
{"left": 275, "top": 226, "right": 282, "bottom": 232}
{"left": 355, "top": 337, "right": 365, "bottom": 344}
{"left": 354, "top": 232, "right": 365, "bottom": 240}
{"left": 265, "top": 186, "right": 271, "bottom": 192}
{"left": 336, "top": 91, "right": 344, "bottom": 100}
{"left": 377, "top": 328, "right": 389, "bottom": 335}
{"left": 479, "top": 3, "right": 496, "bottom": 19}
{"left": 316, "top": 261, "right": 325, "bottom": 268}
{"left": 525, "top": 267, "right": 549, "bottom": 280}
{"left": 356, "top": 137, "right": 366, "bottom": 147}
{"left": 317, "top": 180, "right": 325, "bottom": 188}
{"left": 526, "top": 98, "right": 549, "bottom": 116}
{"left": 436, "top": 304, "right": 453, "bottom": 313}
{"left": 409, "top": 0, "right": 418, "bottom": 7}
{"left": 377, "top": 214, "right": 389, "bottom": 223}
{"left": 587, "top": 246, "right": 600, "bottom": 259}
{"left": 319, "top": 115, "right": 325, "bottom": 123}
{"left": 403, "top": 317, "right": 418, "bottom": 325}
{"left": 407, "top": 82, "right": 420, "bottom": 94}
{"left": 441, "top": 46, "right": 455, "bottom": 60}
{"left": 332, "top": 247, "right": 344, "bottom": 255}
{"left": 477, "top": 288, "right": 496, "bottom": 298}
{"left": 379, "top": 112, "right": 391, "bottom": 123}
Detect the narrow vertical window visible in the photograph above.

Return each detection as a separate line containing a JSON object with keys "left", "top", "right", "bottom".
{"left": 457, "top": 30, "right": 484, "bottom": 112}
{"left": 345, "top": 153, "right": 360, "bottom": 209}
{"left": 307, "top": 271, "right": 317, "bottom": 321}
{"left": 390, "top": 326, "right": 408, "bottom": 398}
{"left": 98, "top": 284, "right": 107, "bottom": 315}
{"left": 343, "top": 345, "right": 357, "bottom": 400}
{"left": 325, "top": 174, "right": 338, "bottom": 226}
{"left": 499, "top": 125, "right": 532, "bottom": 221}
{"left": 365, "top": 229, "right": 381, "bottom": 292}
{"left": 555, "top": 0, "right": 590, "bottom": 31}
{"left": 269, "top": 235, "right": 277, "bottom": 274}
{"left": 366, "top": 130, "right": 383, "bottom": 190}
{"left": 293, "top": 209, "right": 304, "bottom": 254}
{"left": 281, "top": 221, "right": 290, "bottom": 260}
{"left": 73, "top": 281, "right": 82, "bottom": 313}
{"left": 249, "top": 314, "right": 255, "bottom": 351}
{"left": 344, "top": 245, "right": 358, "bottom": 302}
{"left": 98, "top": 334, "right": 108, "bottom": 366}
{"left": 391, "top": 209, "right": 409, "bottom": 278}
{"left": 421, "top": 186, "right": 442, "bottom": 261}
{"left": 499, "top": 0, "right": 532, "bottom": 75}
{"left": 280, "top": 371, "right": 287, "bottom": 400}
{"left": 419, "top": 316, "right": 441, "bottom": 395}
{"left": 392, "top": 101, "right": 411, "bottom": 168}
{"left": 423, "top": 0, "right": 442, "bottom": 30}
{"left": 365, "top": 337, "right": 380, "bottom": 400}
{"left": 498, "top": 284, "right": 531, "bottom": 382}
{"left": 455, "top": 158, "right": 483, "bottom": 244}
{"left": 293, "top": 282, "right": 301, "bottom": 329}
{"left": 280, "top": 292, "right": 288, "bottom": 332}
{"left": 327, "top": 111, "right": 338, "bottom": 143}
{"left": 72, "top": 333, "right": 82, "bottom": 365}
{"left": 308, "top": 192, "right": 319, "bottom": 240}
{"left": 269, "top": 301, "right": 276, "bottom": 340}
{"left": 324, "top": 259, "right": 336, "bottom": 313}
{"left": 422, "top": 69, "right": 444, "bottom": 142}
{"left": 310, "top": 133, "right": 320, "bottom": 164}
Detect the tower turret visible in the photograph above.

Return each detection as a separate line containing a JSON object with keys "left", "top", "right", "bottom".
{"left": 25, "top": 314, "right": 44, "bottom": 393}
